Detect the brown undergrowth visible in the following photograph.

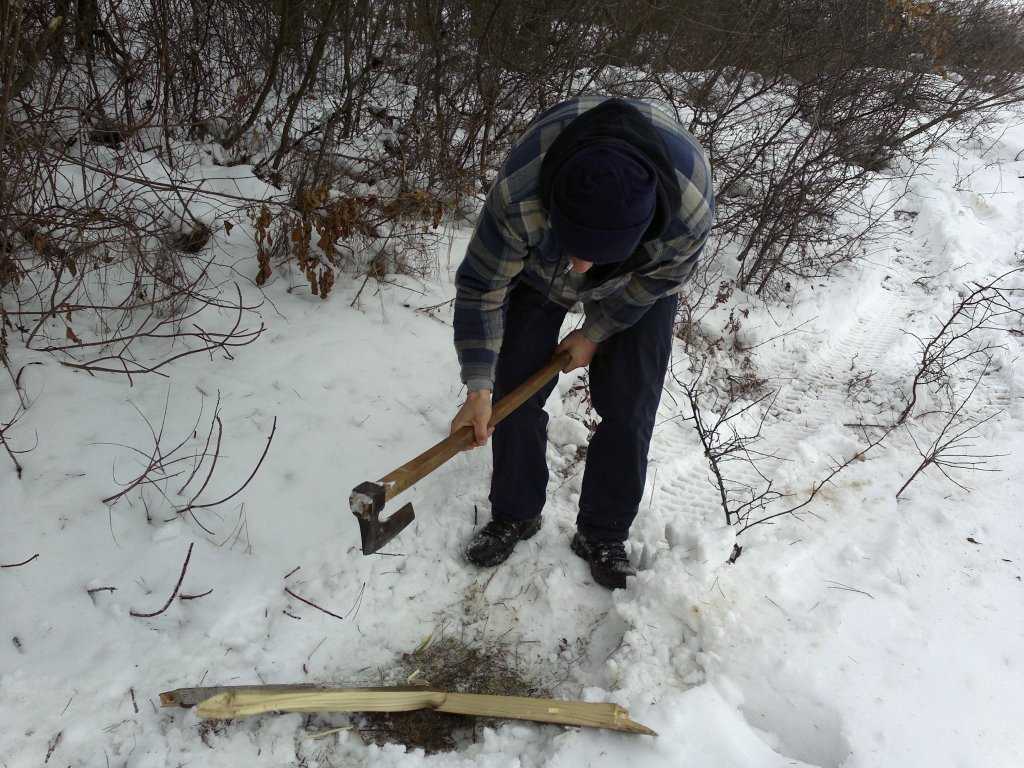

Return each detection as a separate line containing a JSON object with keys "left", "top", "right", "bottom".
{"left": 355, "top": 636, "right": 550, "bottom": 754}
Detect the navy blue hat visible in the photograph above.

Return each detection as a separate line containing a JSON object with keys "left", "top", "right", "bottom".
{"left": 548, "top": 142, "right": 658, "bottom": 264}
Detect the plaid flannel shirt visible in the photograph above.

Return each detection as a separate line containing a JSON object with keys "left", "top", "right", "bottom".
{"left": 454, "top": 96, "right": 715, "bottom": 391}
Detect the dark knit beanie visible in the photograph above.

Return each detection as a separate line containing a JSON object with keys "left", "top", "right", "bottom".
{"left": 548, "top": 141, "right": 659, "bottom": 264}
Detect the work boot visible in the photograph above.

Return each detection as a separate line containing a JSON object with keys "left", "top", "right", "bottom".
{"left": 571, "top": 532, "right": 636, "bottom": 590}
{"left": 464, "top": 515, "right": 542, "bottom": 567}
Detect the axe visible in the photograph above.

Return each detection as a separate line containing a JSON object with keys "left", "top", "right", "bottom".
{"left": 350, "top": 350, "right": 571, "bottom": 554}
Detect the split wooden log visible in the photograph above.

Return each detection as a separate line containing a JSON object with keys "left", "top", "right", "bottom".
{"left": 160, "top": 685, "right": 656, "bottom": 736}
{"left": 161, "top": 684, "right": 345, "bottom": 709}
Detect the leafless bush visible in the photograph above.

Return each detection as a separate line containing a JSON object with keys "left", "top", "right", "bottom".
{"left": 645, "top": 0, "right": 1024, "bottom": 295}
{"left": 676, "top": 357, "right": 782, "bottom": 530}
{"left": 393, "top": 0, "right": 622, "bottom": 195}
{"left": 3, "top": 172, "right": 263, "bottom": 375}
{"left": 896, "top": 366, "right": 1005, "bottom": 499}
{"left": 676, "top": 354, "right": 898, "bottom": 557}
{"left": 885, "top": 268, "right": 1021, "bottom": 497}
{"left": 102, "top": 392, "right": 276, "bottom": 539}
{"left": 5, "top": 0, "right": 1024, "bottom": 377}
{"left": 898, "top": 268, "right": 1024, "bottom": 424}
{"left": 2, "top": 8, "right": 272, "bottom": 377}
{"left": 675, "top": 258, "right": 1019, "bottom": 543}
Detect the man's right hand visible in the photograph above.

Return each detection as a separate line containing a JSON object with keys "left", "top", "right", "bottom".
{"left": 450, "top": 389, "right": 494, "bottom": 448}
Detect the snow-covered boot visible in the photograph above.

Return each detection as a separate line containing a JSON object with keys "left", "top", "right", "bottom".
{"left": 464, "top": 515, "right": 542, "bottom": 567}
{"left": 571, "top": 532, "right": 635, "bottom": 590}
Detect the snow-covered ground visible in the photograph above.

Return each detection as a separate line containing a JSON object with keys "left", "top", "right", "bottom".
{"left": 2, "top": 115, "right": 1023, "bottom": 768}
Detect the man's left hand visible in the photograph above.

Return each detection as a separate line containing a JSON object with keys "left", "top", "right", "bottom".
{"left": 556, "top": 330, "right": 599, "bottom": 373}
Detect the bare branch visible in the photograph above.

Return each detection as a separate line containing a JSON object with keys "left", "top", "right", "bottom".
{"left": 0, "top": 402, "right": 32, "bottom": 479}
{"left": 101, "top": 392, "right": 276, "bottom": 541}
{"left": 284, "top": 587, "right": 345, "bottom": 621}
{"left": 1, "top": 553, "right": 39, "bottom": 568}
{"left": 180, "top": 417, "right": 277, "bottom": 515}
{"left": 130, "top": 542, "right": 195, "bottom": 618}
{"left": 739, "top": 423, "right": 899, "bottom": 534}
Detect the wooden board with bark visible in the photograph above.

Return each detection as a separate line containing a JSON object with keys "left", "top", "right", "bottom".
{"left": 160, "top": 684, "right": 657, "bottom": 735}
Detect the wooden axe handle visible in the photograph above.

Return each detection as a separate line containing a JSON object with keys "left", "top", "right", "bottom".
{"left": 378, "top": 350, "right": 572, "bottom": 500}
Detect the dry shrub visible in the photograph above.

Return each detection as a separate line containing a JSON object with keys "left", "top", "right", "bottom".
{"left": 250, "top": 185, "right": 449, "bottom": 297}
{"left": 6, "top": 0, "right": 1024, "bottom": 354}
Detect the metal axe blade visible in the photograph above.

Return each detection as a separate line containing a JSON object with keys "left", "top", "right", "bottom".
{"left": 349, "top": 481, "right": 415, "bottom": 555}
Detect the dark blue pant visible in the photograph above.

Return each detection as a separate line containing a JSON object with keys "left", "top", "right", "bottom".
{"left": 489, "top": 282, "right": 677, "bottom": 541}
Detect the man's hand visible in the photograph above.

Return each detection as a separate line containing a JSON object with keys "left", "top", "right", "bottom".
{"left": 450, "top": 389, "right": 494, "bottom": 448}
{"left": 556, "top": 330, "right": 600, "bottom": 373}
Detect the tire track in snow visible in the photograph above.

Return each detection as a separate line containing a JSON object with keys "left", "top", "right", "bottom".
{"left": 756, "top": 284, "right": 911, "bottom": 469}
{"left": 648, "top": 280, "right": 914, "bottom": 529}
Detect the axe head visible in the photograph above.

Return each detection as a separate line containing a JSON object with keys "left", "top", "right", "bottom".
{"left": 350, "top": 481, "right": 415, "bottom": 554}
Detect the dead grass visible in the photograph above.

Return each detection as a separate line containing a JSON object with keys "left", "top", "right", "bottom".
{"left": 355, "top": 635, "right": 550, "bottom": 753}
